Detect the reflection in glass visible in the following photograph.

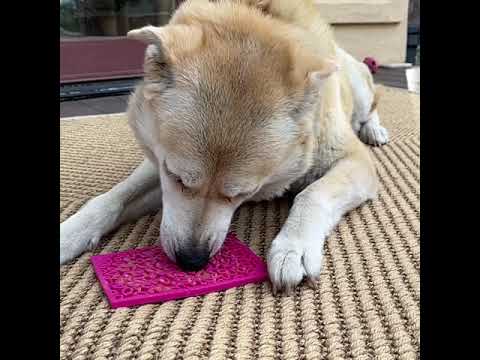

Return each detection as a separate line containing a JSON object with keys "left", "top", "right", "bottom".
{"left": 60, "top": 0, "right": 176, "bottom": 38}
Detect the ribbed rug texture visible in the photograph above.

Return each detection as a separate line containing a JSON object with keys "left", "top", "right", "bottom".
{"left": 60, "top": 87, "right": 420, "bottom": 360}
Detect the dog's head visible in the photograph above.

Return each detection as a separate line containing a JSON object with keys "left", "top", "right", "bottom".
{"left": 127, "top": 0, "right": 337, "bottom": 271}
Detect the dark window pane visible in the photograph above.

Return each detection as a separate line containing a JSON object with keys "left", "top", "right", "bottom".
{"left": 60, "top": 0, "right": 176, "bottom": 38}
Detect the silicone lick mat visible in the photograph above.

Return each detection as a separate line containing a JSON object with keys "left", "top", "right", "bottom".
{"left": 91, "top": 233, "right": 269, "bottom": 308}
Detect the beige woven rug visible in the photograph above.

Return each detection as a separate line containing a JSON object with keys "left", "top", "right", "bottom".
{"left": 60, "top": 87, "right": 420, "bottom": 360}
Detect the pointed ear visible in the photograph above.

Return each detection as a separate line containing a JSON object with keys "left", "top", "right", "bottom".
{"left": 290, "top": 57, "right": 339, "bottom": 88}
{"left": 239, "top": 0, "right": 271, "bottom": 12}
{"left": 307, "top": 59, "right": 339, "bottom": 88}
{"left": 288, "top": 39, "right": 339, "bottom": 87}
{"left": 252, "top": 0, "right": 271, "bottom": 12}
{"left": 127, "top": 25, "right": 165, "bottom": 45}
{"left": 127, "top": 24, "right": 204, "bottom": 61}
{"left": 127, "top": 25, "right": 203, "bottom": 101}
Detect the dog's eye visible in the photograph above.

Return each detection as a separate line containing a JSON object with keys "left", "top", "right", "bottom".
{"left": 223, "top": 191, "right": 250, "bottom": 203}
{"left": 173, "top": 175, "right": 184, "bottom": 186}
{"left": 164, "top": 162, "right": 187, "bottom": 189}
{"left": 172, "top": 174, "right": 186, "bottom": 189}
{"left": 173, "top": 175, "right": 188, "bottom": 192}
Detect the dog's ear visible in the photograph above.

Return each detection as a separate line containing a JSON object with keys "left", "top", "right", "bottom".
{"left": 291, "top": 55, "right": 339, "bottom": 89}
{"left": 246, "top": 0, "right": 271, "bottom": 13}
{"left": 127, "top": 25, "right": 164, "bottom": 45}
{"left": 127, "top": 25, "right": 204, "bottom": 100}
{"left": 127, "top": 24, "right": 204, "bottom": 62}
{"left": 307, "top": 59, "right": 339, "bottom": 89}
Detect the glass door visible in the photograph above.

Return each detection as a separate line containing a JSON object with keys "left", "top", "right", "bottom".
{"left": 60, "top": 0, "right": 182, "bottom": 83}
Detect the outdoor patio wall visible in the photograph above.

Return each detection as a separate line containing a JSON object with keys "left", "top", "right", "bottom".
{"left": 316, "top": 0, "right": 409, "bottom": 64}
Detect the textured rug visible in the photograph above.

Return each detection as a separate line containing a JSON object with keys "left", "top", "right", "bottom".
{"left": 60, "top": 86, "right": 420, "bottom": 360}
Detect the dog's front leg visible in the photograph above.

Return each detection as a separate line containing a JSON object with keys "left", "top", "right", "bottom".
{"left": 60, "top": 158, "right": 160, "bottom": 264}
{"left": 268, "top": 151, "right": 378, "bottom": 294}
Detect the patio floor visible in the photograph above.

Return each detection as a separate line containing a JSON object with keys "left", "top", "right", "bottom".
{"left": 60, "top": 85, "right": 420, "bottom": 359}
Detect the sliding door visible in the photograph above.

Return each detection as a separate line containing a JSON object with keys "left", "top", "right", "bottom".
{"left": 60, "top": 0, "right": 181, "bottom": 83}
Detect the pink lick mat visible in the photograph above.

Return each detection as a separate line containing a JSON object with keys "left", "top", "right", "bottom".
{"left": 91, "top": 233, "right": 268, "bottom": 308}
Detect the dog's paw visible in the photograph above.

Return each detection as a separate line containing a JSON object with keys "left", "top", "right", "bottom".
{"left": 267, "top": 232, "right": 324, "bottom": 295}
{"left": 60, "top": 195, "right": 123, "bottom": 265}
{"left": 60, "top": 223, "right": 100, "bottom": 265}
{"left": 359, "top": 121, "right": 389, "bottom": 146}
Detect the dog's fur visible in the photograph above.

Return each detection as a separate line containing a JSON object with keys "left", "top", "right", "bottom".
{"left": 233, "top": 0, "right": 389, "bottom": 145}
{"left": 60, "top": 0, "right": 388, "bottom": 293}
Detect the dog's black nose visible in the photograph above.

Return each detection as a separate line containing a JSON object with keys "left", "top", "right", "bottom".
{"left": 176, "top": 247, "right": 210, "bottom": 272}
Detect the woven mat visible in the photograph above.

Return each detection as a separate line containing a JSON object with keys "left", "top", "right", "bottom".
{"left": 60, "top": 87, "right": 420, "bottom": 360}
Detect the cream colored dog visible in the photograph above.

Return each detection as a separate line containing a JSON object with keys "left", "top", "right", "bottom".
{"left": 60, "top": 0, "right": 388, "bottom": 294}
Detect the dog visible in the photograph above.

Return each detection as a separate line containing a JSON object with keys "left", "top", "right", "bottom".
{"left": 232, "top": 0, "right": 389, "bottom": 146}
{"left": 60, "top": 0, "right": 388, "bottom": 294}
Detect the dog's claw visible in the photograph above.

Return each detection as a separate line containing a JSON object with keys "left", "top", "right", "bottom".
{"left": 268, "top": 231, "right": 324, "bottom": 296}
{"left": 272, "top": 283, "right": 278, "bottom": 296}
{"left": 306, "top": 277, "right": 318, "bottom": 290}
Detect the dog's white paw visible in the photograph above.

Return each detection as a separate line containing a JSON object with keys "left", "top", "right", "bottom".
{"left": 359, "top": 121, "right": 389, "bottom": 146}
{"left": 267, "top": 232, "right": 324, "bottom": 295}
{"left": 60, "top": 195, "right": 123, "bottom": 265}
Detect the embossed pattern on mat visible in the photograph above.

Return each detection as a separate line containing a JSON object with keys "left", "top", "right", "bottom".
{"left": 60, "top": 87, "right": 420, "bottom": 360}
